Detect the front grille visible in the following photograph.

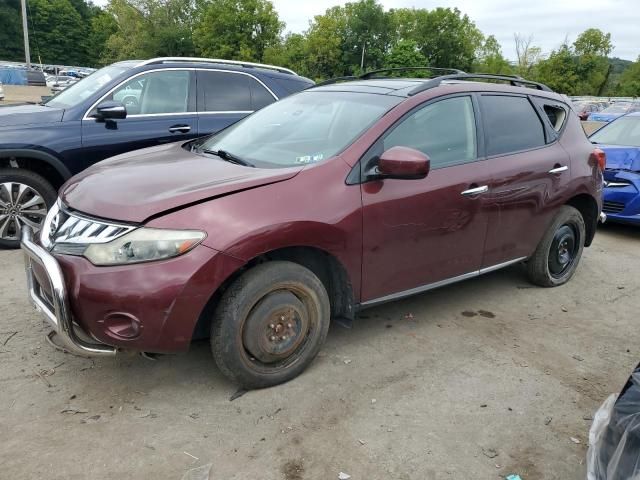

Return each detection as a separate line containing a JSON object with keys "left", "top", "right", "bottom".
{"left": 602, "top": 200, "right": 626, "bottom": 214}
{"left": 40, "top": 202, "right": 136, "bottom": 250}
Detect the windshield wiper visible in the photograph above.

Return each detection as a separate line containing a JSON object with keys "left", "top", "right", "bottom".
{"left": 201, "top": 149, "right": 255, "bottom": 167}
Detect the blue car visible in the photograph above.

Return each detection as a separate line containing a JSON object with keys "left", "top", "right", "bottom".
{"left": 590, "top": 112, "right": 640, "bottom": 225}
{"left": 0, "top": 57, "right": 313, "bottom": 247}
{"left": 588, "top": 102, "right": 640, "bottom": 123}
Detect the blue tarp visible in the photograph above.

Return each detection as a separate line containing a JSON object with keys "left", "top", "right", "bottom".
{"left": 0, "top": 68, "right": 28, "bottom": 85}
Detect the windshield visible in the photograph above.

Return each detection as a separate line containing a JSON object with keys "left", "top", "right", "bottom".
{"left": 45, "top": 63, "right": 135, "bottom": 108}
{"left": 591, "top": 116, "right": 640, "bottom": 147}
{"left": 196, "top": 91, "right": 401, "bottom": 168}
{"left": 601, "top": 103, "right": 633, "bottom": 114}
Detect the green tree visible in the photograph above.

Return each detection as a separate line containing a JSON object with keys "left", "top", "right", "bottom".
{"left": 342, "top": 0, "right": 389, "bottom": 73}
{"left": 0, "top": 0, "right": 24, "bottom": 62}
{"left": 573, "top": 28, "right": 612, "bottom": 57}
{"left": 28, "top": 0, "right": 90, "bottom": 65}
{"left": 413, "top": 8, "right": 484, "bottom": 71}
{"left": 304, "top": 6, "right": 349, "bottom": 79}
{"left": 384, "top": 39, "right": 427, "bottom": 71}
{"left": 193, "top": 0, "right": 283, "bottom": 61}
{"left": 616, "top": 57, "right": 640, "bottom": 97}
{"left": 474, "top": 35, "right": 512, "bottom": 74}
{"left": 87, "top": 10, "right": 118, "bottom": 65}
{"left": 264, "top": 33, "right": 309, "bottom": 76}
{"left": 534, "top": 43, "right": 579, "bottom": 94}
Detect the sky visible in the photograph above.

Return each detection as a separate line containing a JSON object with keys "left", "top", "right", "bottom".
{"left": 92, "top": 0, "right": 640, "bottom": 61}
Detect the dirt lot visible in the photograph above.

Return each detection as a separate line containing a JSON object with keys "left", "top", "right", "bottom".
{"left": 1, "top": 85, "right": 51, "bottom": 104}
{"left": 0, "top": 223, "right": 638, "bottom": 480}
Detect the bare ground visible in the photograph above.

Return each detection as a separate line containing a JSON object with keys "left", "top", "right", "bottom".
{"left": 0, "top": 223, "right": 638, "bottom": 480}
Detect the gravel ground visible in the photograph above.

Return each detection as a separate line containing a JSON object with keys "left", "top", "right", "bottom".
{"left": 0, "top": 223, "right": 638, "bottom": 480}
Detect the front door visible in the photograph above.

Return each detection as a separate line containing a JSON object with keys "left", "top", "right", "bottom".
{"left": 81, "top": 69, "right": 198, "bottom": 166}
{"left": 360, "top": 95, "right": 492, "bottom": 303}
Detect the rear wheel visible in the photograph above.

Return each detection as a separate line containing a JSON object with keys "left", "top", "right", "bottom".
{"left": 0, "top": 169, "right": 56, "bottom": 249}
{"left": 211, "top": 261, "right": 331, "bottom": 389}
{"left": 526, "top": 205, "right": 586, "bottom": 287}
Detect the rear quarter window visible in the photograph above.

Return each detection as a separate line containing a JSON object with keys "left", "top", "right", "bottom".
{"left": 480, "top": 95, "right": 546, "bottom": 156}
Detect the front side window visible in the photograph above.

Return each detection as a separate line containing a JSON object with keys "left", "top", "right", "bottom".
{"left": 195, "top": 91, "right": 400, "bottom": 168}
{"left": 481, "top": 95, "right": 545, "bottom": 156}
{"left": 198, "top": 71, "right": 275, "bottom": 112}
{"left": 383, "top": 96, "right": 477, "bottom": 168}
{"left": 100, "top": 70, "right": 192, "bottom": 116}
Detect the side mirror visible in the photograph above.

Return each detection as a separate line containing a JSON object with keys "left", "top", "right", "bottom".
{"left": 376, "top": 146, "right": 430, "bottom": 180}
{"left": 95, "top": 100, "right": 127, "bottom": 120}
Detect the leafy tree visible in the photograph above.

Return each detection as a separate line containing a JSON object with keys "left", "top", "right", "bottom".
{"left": 413, "top": 8, "right": 483, "bottom": 71}
{"left": 384, "top": 39, "right": 427, "bottom": 72}
{"left": 87, "top": 10, "right": 118, "bottom": 65}
{"left": 573, "top": 28, "right": 612, "bottom": 57}
{"left": 616, "top": 57, "right": 640, "bottom": 97}
{"left": 304, "top": 6, "right": 348, "bottom": 79}
{"left": 0, "top": 0, "right": 24, "bottom": 62}
{"left": 193, "top": 0, "right": 283, "bottom": 61}
{"left": 342, "top": 0, "right": 389, "bottom": 73}
{"left": 474, "top": 35, "right": 512, "bottom": 74}
{"left": 28, "top": 0, "right": 90, "bottom": 65}
{"left": 535, "top": 44, "right": 579, "bottom": 94}
{"left": 514, "top": 33, "right": 543, "bottom": 76}
{"left": 264, "top": 33, "right": 309, "bottom": 76}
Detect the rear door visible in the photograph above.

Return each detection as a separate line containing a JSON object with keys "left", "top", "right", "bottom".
{"left": 195, "top": 70, "right": 278, "bottom": 136}
{"left": 480, "top": 94, "right": 572, "bottom": 267}
{"left": 81, "top": 69, "right": 198, "bottom": 162}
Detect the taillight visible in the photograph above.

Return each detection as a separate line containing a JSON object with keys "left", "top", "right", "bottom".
{"left": 590, "top": 148, "right": 606, "bottom": 172}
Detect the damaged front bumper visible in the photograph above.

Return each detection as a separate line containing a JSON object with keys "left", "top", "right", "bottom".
{"left": 21, "top": 225, "right": 117, "bottom": 357}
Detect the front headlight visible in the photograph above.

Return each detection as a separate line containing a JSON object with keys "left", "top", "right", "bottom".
{"left": 84, "top": 228, "right": 206, "bottom": 266}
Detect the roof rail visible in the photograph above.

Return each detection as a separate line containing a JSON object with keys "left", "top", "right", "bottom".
{"left": 314, "top": 67, "right": 467, "bottom": 88}
{"left": 360, "top": 66, "right": 466, "bottom": 79}
{"left": 139, "top": 57, "right": 297, "bottom": 76}
{"left": 408, "top": 73, "right": 552, "bottom": 96}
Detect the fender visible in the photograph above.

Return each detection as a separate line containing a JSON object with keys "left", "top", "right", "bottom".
{"left": 0, "top": 148, "right": 72, "bottom": 181}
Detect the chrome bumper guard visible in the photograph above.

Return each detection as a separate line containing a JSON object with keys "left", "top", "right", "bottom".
{"left": 21, "top": 225, "right": 117, "bottom": 357}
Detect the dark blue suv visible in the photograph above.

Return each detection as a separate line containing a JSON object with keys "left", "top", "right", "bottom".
{"left": 0, "top": 57, "right": 313, "bottom": 247}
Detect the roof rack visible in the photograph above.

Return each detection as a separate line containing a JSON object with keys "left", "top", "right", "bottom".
{"left": 139, "top": 57, "right": 297, "bottom": 76}
{"left": 408, "top": 73, "right": 552, "bottom": 95}
{"left": 314, "top": 66, "right": 467, "bottom": 88}
{"left": 360, "top": 66, "right": 465, "bottom": 79}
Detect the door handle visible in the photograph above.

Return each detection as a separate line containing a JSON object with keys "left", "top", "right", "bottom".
{"left": 548, "top": 165, "right": 568, "bottom": 174}
{"left": 461, "top": 185, "right": 489, "bottom": 196}
{"left": 168, "top": 125, "right": 191, "bottom": 133}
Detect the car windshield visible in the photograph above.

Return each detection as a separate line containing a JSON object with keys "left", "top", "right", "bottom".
{"left": 196, "top": 91, "right": 401, "bottom": 168}
{"left": 45, "top": 63, "right": 135, "bottom": 108}
{"left": 601, "top": 103, "right": 633, "bottom": 114}
{"left": 591, "top": 116, "right": 640, "bottom": 147}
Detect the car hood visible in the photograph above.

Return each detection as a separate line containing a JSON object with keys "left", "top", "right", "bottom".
{"left": 600, "top": 145, "right": 640, "bottom": 172}
{"left": 0, "top": 103, "right": 64, "bottom": 127}
{"left": 60, "top": 142, "right": 303, "bottom": 223}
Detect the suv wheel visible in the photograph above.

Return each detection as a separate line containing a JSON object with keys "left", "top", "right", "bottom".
{"left": 211, "top": 261, "right": 331, "bottom": 389}
{"left": 526, "top": 205, "right": 586, "bottom": 287}
{"left": 0, "top": 168, "right": 56, "bottom": 249}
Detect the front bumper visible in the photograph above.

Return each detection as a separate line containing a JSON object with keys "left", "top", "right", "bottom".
{"left": 21, "top": 226, "right": 116, "bottom": 356}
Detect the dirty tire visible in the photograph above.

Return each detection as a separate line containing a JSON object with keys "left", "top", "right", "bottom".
{"left": 0, "top": 168, "right": 57, "bottom": 249}
{"left": 526, "top": 205, "right": 586, "bottom": 287}
{"left": 211, "top": 261, "right": 331, "bottom": 389}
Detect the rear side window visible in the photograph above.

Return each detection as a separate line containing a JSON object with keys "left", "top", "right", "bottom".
{"left": 480, "top": 95, "right": 545, "bottom": 156}
{"left": 198, "top": 71, "right": 275, "bottom": 112}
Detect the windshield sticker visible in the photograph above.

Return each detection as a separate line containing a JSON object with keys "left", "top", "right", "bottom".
{"left": 295, "top": 153, "right": 324, "bottom": 164}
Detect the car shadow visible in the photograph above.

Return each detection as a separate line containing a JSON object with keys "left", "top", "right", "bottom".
{"left": 598, "top": 221, "right": 640, "bottom": 240}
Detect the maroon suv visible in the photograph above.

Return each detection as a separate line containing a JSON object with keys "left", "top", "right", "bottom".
{"left": 21, "top": 72, "right": 605, "bottom": 389}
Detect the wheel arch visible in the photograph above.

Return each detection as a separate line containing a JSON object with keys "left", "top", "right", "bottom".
{"left": 192, "top": 245, "right": 356, "bottom": 340}
{"left": 566, "top": 193, "right": 599, "bottom": 247}
{"left": 0, "top": 149, "right": 71, "bottom": 191}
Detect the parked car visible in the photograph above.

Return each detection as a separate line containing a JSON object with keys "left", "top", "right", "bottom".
{"left": 0, "top": 57, "right": 313, "bottom": 247}
{"left": 26, "top": 69, "right": 47, "bottom": 87}
{"left": 590, "top": 112, "right": 640, "bottom": 225}
{"left": 589, "top": 102, "right": 640, "bottom": 122}
{"left": 46, "top": 75, "right": 77, "bottom": 92}
{"left": 21, "top": 71, "right": 605, "bottom": 389}
{"left": 573, "top": 100, "right": 602, "bottom": 121}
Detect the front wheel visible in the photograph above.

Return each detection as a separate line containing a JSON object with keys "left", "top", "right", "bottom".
{"left": 0, "top": 168, "right": 56, "bottom": 249}
{"left": 211, "top": 261, "right": 331, "bottom": 389}
{"left": 526, "top": 205, "right": 586, "bottom": 287}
